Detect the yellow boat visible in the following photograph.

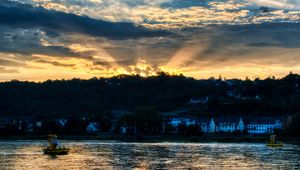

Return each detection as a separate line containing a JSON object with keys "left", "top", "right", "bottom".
{"left": 266, "top": 142, "right": 283, "bottom": 147}
{"left": 266, "top": 135, "right": 283, "bottom": 147}
{"left": 43, "top": 147, "right": 69, "bottom": 155}
{"left": 44, "top": 134, "right": 69, "bottom": 155}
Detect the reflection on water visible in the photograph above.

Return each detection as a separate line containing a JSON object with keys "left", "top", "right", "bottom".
{"left": 0, "top": 141, "right": 299, "bottom": 169}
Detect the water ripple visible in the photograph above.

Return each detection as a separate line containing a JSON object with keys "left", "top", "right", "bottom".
{"left": 0, "top": 141, "right": 299, "bottom": 169}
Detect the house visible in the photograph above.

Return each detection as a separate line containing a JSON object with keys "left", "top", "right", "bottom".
{"left": 198, "top": 117, "right": 245, "bottom": 133}
{"left": 186, "top": 119, "right": 197, "bottom": 126}
{"left": 198, "top": 118, "right": 216, "bottom": 133}
{"left": 247, "top": 117, "right": 283, "bottom": 134}
{"left": 166, "top": 117, "right": 198, "bottom": 133}
{"left": 164, "top": 114, "right": 287, "bottom": 135}
{"left": 119, "top": 125, "right": 136, "bottom": 134}
{"left": 36, "top": 121, "right": 42, "bottom": 128}
{"left": 168, "top": 118, "right": 197, "bottom": 127}
{"left": 86, "top": 122, "right": 100, "bottom": 134}
{"left": 237, "top": 118, "right": 245, "bottom": 131}
{"left": 188, "top": 98, "right": 202, "bottom": 104}
{"left": 15, "top": 119, "right": 35, "bottom": 132}
{"left": 169, "top": 118, "right": 182, "bottom": 127}
{"left": 255, "top": 95, "right": 261, "bottom": 101}
{"left": 55, "top": 119, "right": 67, "bottom": 128}
{"left": 198, "top": 118, "right": 213, "bottom": 133}
{"left": 120, "top": 126, "right": 127, "bottom": 134}
{"left": 24, "top": 121, "right": 34, "bottom": 132}
{"left": 218, "top": 122, "right": 236, "bottom": 133}
{"left": 208, "top": 118, "right": 216, "bottom": 133}
{"left": 188, "top": 97, "right": 208, "bottom": 105}
{"left": 216, "top": 117, "right": 245, "bottom": 133}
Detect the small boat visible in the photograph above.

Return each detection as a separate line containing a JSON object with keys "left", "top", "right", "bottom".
{"left": 266, "top": 143, "right": 283, "bottom": 147}
{"left": 44, "top": 134, "right": 69, "bottom": 155}
{"left": 266, "top": 135, "right": 283, "bottom": 147}
{"left": 43, "top": 147, "right": 69, "bottom": 155}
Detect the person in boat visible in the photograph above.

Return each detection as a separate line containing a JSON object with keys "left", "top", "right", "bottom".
{"left": 47, "top": 135, "right": 59, "bottom": 150}
{"left": 270, "top": 135, "right": 278, "bottom": 144}
{"left": 266, "top": 135, "right": 283, "bottom": 147}
{"left": 44, "top": 135, "right": 69, "bottom": 155}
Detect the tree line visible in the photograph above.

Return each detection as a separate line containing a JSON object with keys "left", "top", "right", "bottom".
{"left": 0, "top": 72, "right": 300, "bottom": 118}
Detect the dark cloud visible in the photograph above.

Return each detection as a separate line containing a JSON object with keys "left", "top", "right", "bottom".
{"left": 197, "top": 23, "right": 300, "bottom": 57}
{"left": 0, "top": 1, "right": 170, "bottom": 40}
{"left": 98, "top": 22, "right": 300, "bottom": 69}
{"left": 147, "top": 22, "right": 300, "bottom": 69}
{"left": 0, "top": 43, "right": 79, "bottom": 58}
{"left": 160, "top": 0, "right": 211, "bottom": 9}
{"left": 247, "top": 42, "right": 281, "bottom": 47}
{"left": 160, "top": 0, "right": 231, "bottom": 9}
{"left": 102, "top": 35, "right": 186, "bottom": 67}
{"left": 121, "top": 0, "right": 148, "bottom": 7}
{"left": 0, "top": 26, "right": 80, "bottom": 57}
{"left": 33, "top": 59, "right": 75, "bottom": 67}
{"left": 93, "top": 59, "right": 134, "bottom": 67}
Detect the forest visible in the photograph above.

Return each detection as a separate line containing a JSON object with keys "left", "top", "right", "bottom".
{"left": 0, "top": 72, "right": 300, "bottom": 119}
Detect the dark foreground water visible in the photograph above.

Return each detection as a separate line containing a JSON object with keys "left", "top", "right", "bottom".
{"left": 0, "top": 141, "right": 299, "bottom": 169}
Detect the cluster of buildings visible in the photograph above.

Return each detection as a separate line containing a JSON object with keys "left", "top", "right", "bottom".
{"left": 166, "top": 116, "right": 288, "bottom": 135}
{"left": 0, "top": 113, "right": 291, "bottom": 136}
{"left": 0, "top": 118, "right": 102, "bottom": 134}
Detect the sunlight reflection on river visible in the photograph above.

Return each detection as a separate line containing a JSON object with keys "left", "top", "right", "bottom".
{"left": 0, "top": 141, "right": 299, "bottom": 169}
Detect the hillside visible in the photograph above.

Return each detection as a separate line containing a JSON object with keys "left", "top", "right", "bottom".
{"left": 0, "top": 72, "right": 300, "bottom": 118}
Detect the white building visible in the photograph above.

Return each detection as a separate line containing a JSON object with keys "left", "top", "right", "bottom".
{"left": 56, "top": 119, "right": 67, "bottom": 128}
{"left": 237, "top": 118, "right": 245, "bottom": 131}
{"left": 169, "top": 118, "right": 197, "bottom": 127}
{"left": 247, "top": 118, "right": 283, "bottom": 134}
{"left": 120, "top": 126, "right": 127, "bottom": 134}
{"left": 169, "top": 119, "right": 182, "bottom": 127}
{"left": 198, "top": 117, "right": 245, "bottom": 133}
{"left": 186, "top": 119, "right": 197, "bottom": 126}
{"left": 218, "top": 122, "right": 236, "bottom": 132}
{"left": 86, "top": 122, "right": 100, "bottom": 134}
{"left": 209, "top": 118, "right": 216, "bottom": 133}
{"left": 198, "top": 118, "right": 216, "bottom": 133}
{"left": 167, "top": 118, "right": 198, "bottom": 133}
{"left": 188, "top": 97, "right": 208, "bottom": 104}
{"left": 165, "top": 115, "right": 284, "bottom": 134}
{"left": 217, "top": 117, "right": 245, "bottom": 133}
{"left": 36, "top": 121, "right": 42, "bottom": 128}
{"left": 198, "top": 118, "right": 211, "bottom": 133}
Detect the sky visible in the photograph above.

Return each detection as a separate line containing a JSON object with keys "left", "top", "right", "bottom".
{"left": 1, "top": 0, "right": 300, "bottom": 81}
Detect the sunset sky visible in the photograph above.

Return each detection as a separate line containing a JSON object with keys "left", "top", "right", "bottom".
{"left": 1, "top": 0, "right": 300, "bottom": 81}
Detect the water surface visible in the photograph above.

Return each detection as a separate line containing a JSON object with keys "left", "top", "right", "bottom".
{"left": 0, "top": 141, "right": 299, "bottom": 169}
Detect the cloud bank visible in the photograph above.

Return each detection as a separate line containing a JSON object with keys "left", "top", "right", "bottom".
{"left": 0, "top": 0, "right": 300, "bottom": 81}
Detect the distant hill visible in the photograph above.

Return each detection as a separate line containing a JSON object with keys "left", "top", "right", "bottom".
{"left": 0, "top": 72, "right": 300, "bottom": 118}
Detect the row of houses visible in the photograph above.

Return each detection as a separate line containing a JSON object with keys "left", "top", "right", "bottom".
{"left": 166, "top": 116, "right": 288, "bottom": 134}
{"left": 0, "top": 118, "right": 101, "bottom": 134}
{"left": 188, "top": 95, "right": 261, "bottom": 105}
{"left": 0, "top": 114, "right": 291, "bottom": 135}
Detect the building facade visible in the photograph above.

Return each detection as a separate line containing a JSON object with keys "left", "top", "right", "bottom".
{"left": 166, "top": 115, "right": 284, "bottom": 135}
{"left": 247, "top": 119, "right": 283, "bottom": 134}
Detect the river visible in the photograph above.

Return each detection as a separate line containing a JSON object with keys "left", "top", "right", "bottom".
{"left": 0, "top": 141, "right": 299, "bottom": 169}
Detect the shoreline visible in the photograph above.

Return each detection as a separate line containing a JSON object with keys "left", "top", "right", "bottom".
{"left": 0, "top": 135, "right": 299, "bottom": 144}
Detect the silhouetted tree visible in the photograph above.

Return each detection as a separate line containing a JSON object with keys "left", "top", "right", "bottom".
{"left": 0, "top": 73, "right": 299, "bottom": 121}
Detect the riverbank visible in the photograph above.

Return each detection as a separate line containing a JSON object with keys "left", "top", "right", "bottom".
{"left": 0, "top": 134, "right": 299, "bottom": 144}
